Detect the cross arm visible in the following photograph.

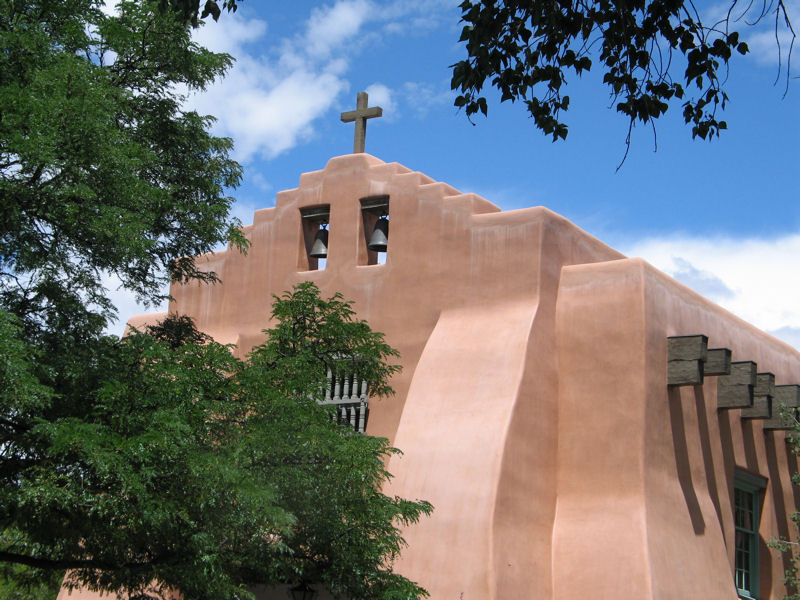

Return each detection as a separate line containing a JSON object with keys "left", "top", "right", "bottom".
{"left": 341, "top": 106, "right": 383, "bottom": 122}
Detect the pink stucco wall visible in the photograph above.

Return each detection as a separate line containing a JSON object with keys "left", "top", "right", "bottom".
{"left": 553, "top": 258, "right": 800, "bottom": 600}
{"left": 62, "top": 154, "right": 800, "bottom": 600}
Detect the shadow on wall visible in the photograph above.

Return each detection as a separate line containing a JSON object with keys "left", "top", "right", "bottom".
{"left": 668, "top": 386, "right": 705, "bottom": 534}
{"left": 765, "top": 437, "right": 792, "bottom": 598}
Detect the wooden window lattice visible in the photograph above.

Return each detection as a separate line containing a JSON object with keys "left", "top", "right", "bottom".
{"left": 318, "top": 368, "right": 369, "bottom": 433}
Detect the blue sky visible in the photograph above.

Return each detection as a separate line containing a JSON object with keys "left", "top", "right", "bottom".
{"left": 108, "top": 0, "right": 800, "bottom": 346}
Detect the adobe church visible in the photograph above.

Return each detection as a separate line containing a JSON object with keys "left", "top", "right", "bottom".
{"left": 61, "top": 95, "right": 800, "bottom": 600}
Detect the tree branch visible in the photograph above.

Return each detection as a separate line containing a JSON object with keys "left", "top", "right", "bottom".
{"left": 0, "top": 549, "right": 178, "bottom": 572}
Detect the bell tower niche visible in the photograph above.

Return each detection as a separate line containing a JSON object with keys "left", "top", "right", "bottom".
{"left": 360, "top": 196, "right": 389, "bottom": 266}
{"left": 300, "top": 205, "right": 330, "bottom": 271}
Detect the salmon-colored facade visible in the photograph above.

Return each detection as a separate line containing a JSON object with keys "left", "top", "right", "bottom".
{"left": 63, "top": 154, "right": 800, "bottom": 600}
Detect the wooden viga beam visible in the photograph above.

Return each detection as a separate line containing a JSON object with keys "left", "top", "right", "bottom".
{"left": 741, "top": 372, "right": 775, "bottom": 419}
{"left": 717, "top": 361, "right": 757, "bottom": 410}
{"left": 763, "top": 385, "right": 800, "bottom": 431}
{"left": 667, "top": 335, "right": 732, "bottom": 386}
{"left": 667, "top": 335, "right": 708, "bottom": 385}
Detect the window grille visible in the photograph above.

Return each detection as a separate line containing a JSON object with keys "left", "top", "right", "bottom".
{"left": 318, "top": 367, "right": 369, "bottom": 433}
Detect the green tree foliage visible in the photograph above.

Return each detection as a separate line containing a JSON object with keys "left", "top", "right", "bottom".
{"left": 449, "top": 0, "right": 793, "bottom": 148}
{"left": 0, "top": 552, "right": 62, "bottom": 600}
{"left": 0, "top": 1, "right": 431, "bottom": 598}
{"left": 0, "top": 284, "right": 431, "bottom": 600}
{"left": 161, "top": 0, "right": 240, "bottom": 26}
{"left": 0, "top": 309, "right": 64, "bottom": 600}
{"left": 0, "top": 0, "right": 246, "bottom": 343}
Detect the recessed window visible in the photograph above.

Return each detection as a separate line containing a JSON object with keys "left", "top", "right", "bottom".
{"left": 300, "top": 206, "right": 330, "bottom": 271}
{"left": 734, "top": 470, "right": 766, "bottom": 599}
{"left": 360, "top": 196, "right": 389, "bottom": 266}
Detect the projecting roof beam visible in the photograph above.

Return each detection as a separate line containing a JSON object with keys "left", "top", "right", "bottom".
{"left": 741, "top": 373, "right": 775, "bottom": 419}
{"left": 717, "top": 361, "right": 757, "bottom": 409}
{"left": 764, "top": 385, "right": 800, "bottom": 430}
{"left": 667, "top": 335, "right": 708, "bottom": 386}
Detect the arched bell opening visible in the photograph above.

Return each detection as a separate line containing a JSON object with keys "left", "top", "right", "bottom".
{"left": 300, "top": 205, "right": 330, "bottom": 271}
{"left": 360, "top": 196, "right": 389, "bottom": 266}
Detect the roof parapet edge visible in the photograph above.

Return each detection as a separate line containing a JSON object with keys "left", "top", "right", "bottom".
{"left": 252, "top": 207, "right": 276, "bottom": 226}
{"left": 293, "top": 154, "right": 386, "bottom": 188}
{"left": 442, "top": 193, "right": 500, "bottom": 215}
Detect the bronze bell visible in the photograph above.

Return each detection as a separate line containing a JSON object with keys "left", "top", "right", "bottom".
{"left": 309, "top": 225, "right": 329, "bottom": 259}
{"left": 367, "top": 216, "right": 389, "bottom": 252}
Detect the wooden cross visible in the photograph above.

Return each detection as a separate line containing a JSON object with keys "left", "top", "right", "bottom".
{"left": 340, "top": 91, "right": 382, "bottom": 153}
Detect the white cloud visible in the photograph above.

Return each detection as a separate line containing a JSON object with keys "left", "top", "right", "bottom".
{"left": 365, "top": 83, "right": 396, "bottom": 120}
{"left": 668, "top": 256, "right": 735, "bottom": 300}
{"left": 375, "top": 0, "right": 458, "bottom": 34}
{"left": 305, "top": 0, "right": 372, "bottom": 59}
{"left": 717, "top": 0, "right": 799, "bottom": 65}
{"left": 358, "top": 80, "right": 452, "bottom": 123}
{"left": 191, "top": 14, "right": 268, "bottom": 56}
{"left": 193, "top": 67, "right": 349, "bottom": 160}
{"left": 178, "top": 1, "right": 455, "bottom": 163}
{"left": 745, "top": 26, "right": 797, "bottom": 66}
{"left": 184, "top": 6, "right": 364, "bottom": 163}
{"left": 401, "top": 80, "right": 452, "bottom": 117}
{"left": 622, "top": 233, "right": 800, "bottom": 348}
{"left": 100, "top": 0, "right": 119, "bottom": 16}
{"left": 250, "top": 172, "right": 272, "bottom": 192}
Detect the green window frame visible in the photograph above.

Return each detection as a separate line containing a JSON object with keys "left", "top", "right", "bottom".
{"left": 734, "top": 470, "right": 766, "bottom": 599}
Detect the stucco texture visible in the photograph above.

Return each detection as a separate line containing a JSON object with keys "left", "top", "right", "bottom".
{"left": 60, "top": 155, "right": 800, "bottom": 600}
